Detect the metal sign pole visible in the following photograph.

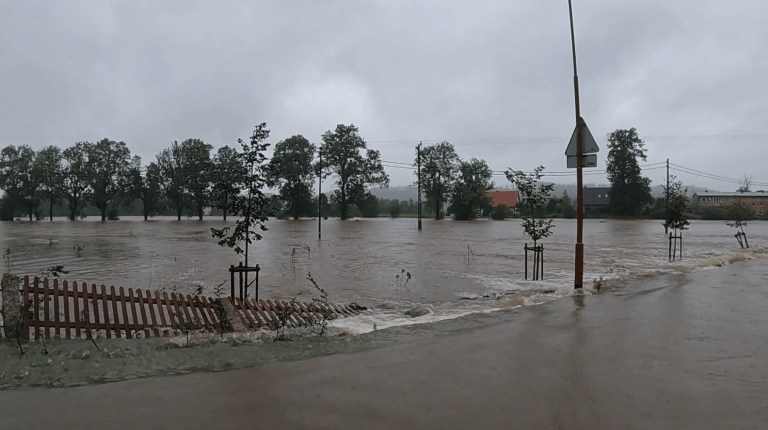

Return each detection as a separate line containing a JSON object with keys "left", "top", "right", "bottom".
{"left": 318, "top": 150, "right": 322, "bottom": 240}
{"left": 568, "top": 0, "right": 584, "bottom": 289}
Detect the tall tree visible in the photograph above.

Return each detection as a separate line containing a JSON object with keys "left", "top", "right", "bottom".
{"left": 448, "top": 158, "right": 494, "bottom": 220}
{"left": 605, "top": 128, "right": 653, "bottom": 216}
{"left": 178, "top": 139, "right": 213, "bottom": 220}
{"left": 156, "top": 142, "right": 188, "bottom": 220}
{"left": 35, "top": 145, "right": 64, "bottom": 221}
{"left": 88, "top": 138, "right": 132, "bottom": 221}
{"left": 210, "top": 145, "right": 245, "bottom": 221}
{"left": 415, "top": 141, "right": 460, "bottom": 220}
{"left": 319, "top": 124, "right": 389, "bottom": 220}
{"left": 0, "top": 145, "right": 39, "bottom": 221}
{"left": 267, "top": 135, "right": 316, "bottom": 220}
{"left": 127, "top": 157, "right": 164, "bottom": 220}
{"left": 62, "top": 142, "right": 92, "bottom": 221}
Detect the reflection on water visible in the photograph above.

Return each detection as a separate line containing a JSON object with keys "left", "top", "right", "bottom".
{"left": 1, "top": 217, "right": 767, "bottom": 331}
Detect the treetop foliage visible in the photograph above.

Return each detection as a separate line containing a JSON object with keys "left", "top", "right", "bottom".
{"left": 662, "top": 176, "right": 690, "bottom": 232}
{"left": 448, "top": 158, "right": 494, "bottom": 220}
{"left": 725, "top": 197, "right": 755, "bottom": 229}
{"left": 414, "top": 141, "right": 459, "bottom": 220}
{"left": 267, "top": 135, "right": 316, "bottom": 220}
{"left": 606, "top": 128, "right": 653, "bottom": 216}
{"left": 506, "top": 166, "right": 557, "bottom": 245}
{"left": 319, "top": 124, "right": 389, "bottom": 220}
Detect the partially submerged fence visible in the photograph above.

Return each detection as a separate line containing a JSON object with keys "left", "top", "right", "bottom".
{"left": 7, "top": 276, "right": 365, "bottom": 340}
{"left": 229, "top": 297, "right": 365, "bottom": 331}
{"left": 21, "top": 276, "right": 226, "bottom": 340}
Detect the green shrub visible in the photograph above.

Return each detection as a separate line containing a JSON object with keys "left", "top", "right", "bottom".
{"left": 700, "top": 207, "right": 726, "bottom": 220}
{"left": 491, "top": 204, "right": 508, "bottom": 220}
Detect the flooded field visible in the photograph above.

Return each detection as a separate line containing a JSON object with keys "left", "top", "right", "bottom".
{"left": 2, "top": 216, "right": 767, "bottom": 334}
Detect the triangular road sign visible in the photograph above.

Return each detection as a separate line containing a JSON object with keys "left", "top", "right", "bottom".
{"left": 565, "top": 118, "right": 599, "bottom": 156}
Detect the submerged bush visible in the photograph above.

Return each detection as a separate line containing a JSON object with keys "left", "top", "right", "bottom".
{"left": 699, "top": 207, "right": 727, "bottom": 220}
{"left": 491, "top": 204, "right": 509, "bottom": 220}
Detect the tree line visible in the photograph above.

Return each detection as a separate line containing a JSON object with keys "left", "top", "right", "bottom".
{"left": 0, "top": 125, "right": 687, "bottom": 222}
{"left": 0, "top": 124, "right": 394, "bottom": 222}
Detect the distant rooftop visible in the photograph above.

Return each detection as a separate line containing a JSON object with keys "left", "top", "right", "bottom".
{"left": 692, "top": 191, "right": 768, "bottom": 197}
{"left": 487, "top": 190, "right": 519, "bottom": 207}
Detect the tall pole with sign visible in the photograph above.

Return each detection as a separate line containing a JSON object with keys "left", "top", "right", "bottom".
{"left": 318, "top": 150, "right": 322, "bottom": 240}
{"left": 566, "top": 0, "right": 599, "bottom": 289}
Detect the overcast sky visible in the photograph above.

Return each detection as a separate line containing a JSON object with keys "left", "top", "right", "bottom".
{"left": 2, "top": 0, "right": 767, "bottom": 192}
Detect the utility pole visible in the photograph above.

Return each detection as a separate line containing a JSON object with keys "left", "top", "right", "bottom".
{"left": 318, "top": 150, "right": 322, "bottom": 240}
{"left": 245, "top": 161, "right": 253, "bottom": 292}
{"left": 417, "top": 142, "right": 422, "bottom": 231}
{"left": 568, "top": 0, "right": 584, "bottom": 289}
{"left": 665, "top": 158, "right": 669, "bottom": 234}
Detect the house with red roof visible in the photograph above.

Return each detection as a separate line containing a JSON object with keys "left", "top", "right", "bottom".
{"left": 487, "top": 190, "right": 519, "bottom": 208}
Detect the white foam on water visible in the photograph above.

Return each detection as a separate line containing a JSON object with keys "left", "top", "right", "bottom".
{"left": 328, "top": 305, "right": 482, "bottom": 335}
{"left": 333, "top": 247, "right": 768, "bottom": 336}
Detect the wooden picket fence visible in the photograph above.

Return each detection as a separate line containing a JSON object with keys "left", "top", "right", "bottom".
{"left": 21, "top": 276, "right": 227, "bottom": 340}
{"left": 229, "top": 297, "right": 365, "bottom": 331}
{"left": 16, "top": 276, "right": 366, "bottom": 340}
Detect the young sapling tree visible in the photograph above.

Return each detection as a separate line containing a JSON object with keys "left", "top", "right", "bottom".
{"left": 725, "top": 197, "right": 754, "bottom": 248}
{"left": 663, "top": 178, "right": 690, "bottom": 259}
{"left": 505, "top": 166, "right": 557, "bottom": 279}
{"left": 211, "top": 123, "right": 274, "bottom": 294}
{"left": 211, "top": 280, "right": 230, "bottom": 339}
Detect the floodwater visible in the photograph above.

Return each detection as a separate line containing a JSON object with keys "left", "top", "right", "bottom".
{"left": 1, "top": 217, "right": 767, "bottom": 333}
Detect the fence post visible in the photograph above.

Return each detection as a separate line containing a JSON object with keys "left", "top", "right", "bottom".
{"left": 255, "top": 265, "right": 260, "bottom": 301}
{"left": 1, "top": 274, "right": 21, "bottom": 340}
{"left": 230, "top": 265, "right": 235, "bottom": 299}
{"left": 524, "top": 243, "right": 528, "bottom": 280}
{"left": 540, "top": 245, "right": 544, "bottom": 280}
{"left": 238, "top": 262, "right": 244, "bottom": 301}
{"left": 668, "top": 233, "right": 672, "bottom": 260}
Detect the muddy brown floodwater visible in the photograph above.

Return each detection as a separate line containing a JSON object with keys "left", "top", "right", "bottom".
{"left": 1, "top": 217, "right": 767, "bottom": 333}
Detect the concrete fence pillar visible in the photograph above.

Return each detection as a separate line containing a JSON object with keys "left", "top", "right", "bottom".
{"left": 221, "top": 298, "right": 246, "bottom": 332}
{"left": 2, "top": 274, "right": 22, "bottom": 340}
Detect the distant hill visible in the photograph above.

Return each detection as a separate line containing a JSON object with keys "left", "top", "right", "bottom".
{"left": 368, "top": 185, "right": 419, "bottom": 201}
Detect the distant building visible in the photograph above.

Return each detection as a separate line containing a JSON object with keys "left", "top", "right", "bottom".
{"left": 487, "top": 190, "right": 519, "bottom": 208}
{"left": 693, "top": 191, "right": 768, "bottom": 217}
{"left": 583, "top": 187, "right": 610, "bottom": 207}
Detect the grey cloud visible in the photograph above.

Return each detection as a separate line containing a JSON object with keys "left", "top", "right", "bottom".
{"left": 1, "top": 0, "right": 767, "bottom": 190}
